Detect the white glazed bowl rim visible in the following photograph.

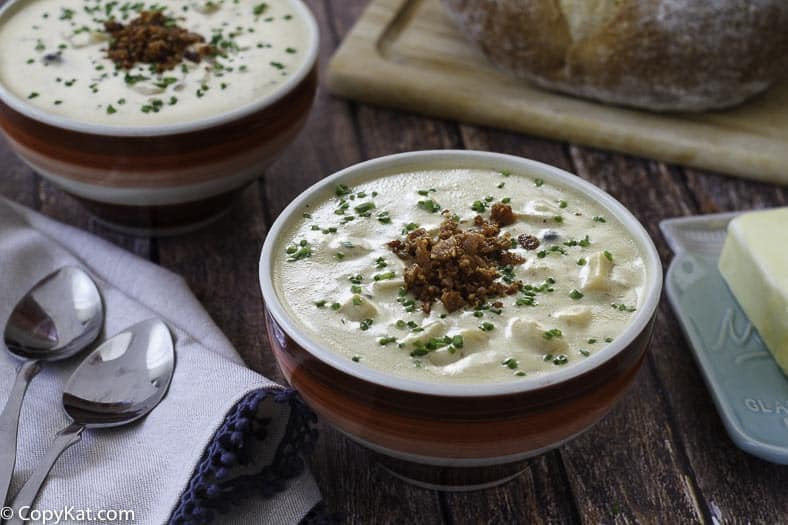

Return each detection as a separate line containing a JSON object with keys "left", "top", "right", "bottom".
{"left": 0, "top": 0, "right": 319, "bottom": 137}
{"left": 259, "top": 150, "right": 663, "bottom": 398}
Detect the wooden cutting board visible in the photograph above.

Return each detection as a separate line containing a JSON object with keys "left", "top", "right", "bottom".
{"left": 327, "top": 0, "right": 788, "bottom": 186}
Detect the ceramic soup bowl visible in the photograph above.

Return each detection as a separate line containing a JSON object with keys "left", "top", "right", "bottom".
{"left": 0, "top": 0, "right": 319, "bottom": 235}
{"left": 259, "top": 150, "right": 663, "bottom": 490}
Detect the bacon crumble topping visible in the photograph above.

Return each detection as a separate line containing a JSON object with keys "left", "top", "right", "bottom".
{"left": 104, "top": 11, "right": 216, "bottom": 72}
{"left": 388, "top": 205, "right": 525, "bottom": 314}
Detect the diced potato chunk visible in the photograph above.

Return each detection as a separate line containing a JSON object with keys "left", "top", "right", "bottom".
{"left": 340, "top": 295, "right": 379, "bottom": 321}
{"left": 328, "top": 238, "right": 372, "bottom": 258}
{"left": 580, "top": 251, "right": 614, "bottom": 291}
{"left": 509, "top": 318, "right": 569, "bottom": 353}
{"left": 457, "top": 328, "right": 490, "bottom": 349}
{"left": 554, "top": 306, "right": 592, "bottom": 325}
{"left": 400, "top": 321, "right": 447, "bottom": 346}
{"left": 428, "top": 347, "right": 463, "bottom": 366}
{"left": 439, "top": 350, "right": 500, "bottom": 376}
{"left": 67, "top": 30, "right": 108, "bottom": 48}
{"left": 372, "top": 277, "right": 405, "bottom": 293}
{"left": 518, "top": 199, "right": 562, "bottom": 220}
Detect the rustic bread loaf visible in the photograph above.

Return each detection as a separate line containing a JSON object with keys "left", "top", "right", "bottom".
{"left": 442, "top": 0, "right": 788, "bottom": 111}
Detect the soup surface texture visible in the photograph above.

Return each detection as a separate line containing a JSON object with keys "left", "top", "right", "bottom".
{"left": 273, "top": 168, "right": 647, "bottom": 384}
{"left": 0, "top": 0, "right": 311, "bottom": 126}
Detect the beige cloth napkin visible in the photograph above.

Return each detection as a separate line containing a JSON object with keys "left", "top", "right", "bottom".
{"left": 0, "top": 198, "right": 321, "bottom": 525}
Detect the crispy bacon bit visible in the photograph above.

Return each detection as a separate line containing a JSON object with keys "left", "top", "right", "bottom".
{"left": 105, "top": 11, "right": 216, "bottom": 72}
{"left": 389, "top": 211, "right": 525, "bottom": 313}
{"left": 518, "top": 234, "right": 540, "bottom": 250}
{"left": 490, "top": 203, "right": 516, "bottom": 226}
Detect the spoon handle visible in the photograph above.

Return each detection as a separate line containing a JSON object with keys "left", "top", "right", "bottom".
{"left": 6, "top": 423, "right": 83, "bottom": 525}
{"left": 0, "top": 361, "right": 41, "bottom": 508}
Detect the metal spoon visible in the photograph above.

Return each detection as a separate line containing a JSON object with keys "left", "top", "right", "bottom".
{"left": 0, "top": 267, "right": 103, "bottom": 508}
{"left": 7, "top": 319, "right": 175, "bottom": 524}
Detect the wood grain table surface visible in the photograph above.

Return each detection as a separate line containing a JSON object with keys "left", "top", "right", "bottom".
{"left": 1, "top": 2, "right": 787, "bottom": 523}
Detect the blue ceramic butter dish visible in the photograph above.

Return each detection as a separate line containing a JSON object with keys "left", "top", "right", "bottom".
{"left": 661, "top": 213, "right": 788, "bottom": 465}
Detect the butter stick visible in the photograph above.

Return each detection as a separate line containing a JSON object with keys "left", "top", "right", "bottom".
{"left": 719, "top": 207, "right": 788, "bottom": 375}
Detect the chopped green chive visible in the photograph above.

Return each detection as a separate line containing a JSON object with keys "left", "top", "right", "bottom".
{"left": 417, "top": 199, "right": 441, "bottom": 213}
{"left": 501, "top": 357, "right": 518, "bottom": 369}
{"left": 611, "top": 303, "right": 636, "bottom": 312}
{"left": 543, "top": 328, "right": 563, "bottom": 340}
{"left": 354, "top": 202, "right": 375, "bottom": 215}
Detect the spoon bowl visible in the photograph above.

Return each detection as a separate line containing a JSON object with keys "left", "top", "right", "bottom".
{"left": 7, "top": 319, "right": 175, "bottom": 524}
{"left": 4, "top": 266, "right": 103, "bottom": 361}
{"left": 64, "top": 318, "right": 175, "bottom": 428}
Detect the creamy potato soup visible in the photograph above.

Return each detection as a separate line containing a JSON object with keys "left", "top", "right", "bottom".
{"left": 274, "top": 169, "right": 647, "bottom": 384}
{"left": 0, "top": 0, "right": 311, "bottom": 126}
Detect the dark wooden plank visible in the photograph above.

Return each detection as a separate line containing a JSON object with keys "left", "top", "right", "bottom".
{"left": 459, "top": 126, "right": 575, "bottom": 172}
{"left": 263, "top": 0, "right": 363, "bottom": 219}
{"left": 261, "top": 2, "right": 447, "bottom": 522}
{"left": 0, "top": 137, "right": 37, "bottom": 206}
{"left": 154, "top": 183, "right": 276, "bottom": 379}
{"left": 683, "top": 168, "right": 787, "bottom": 213}
{"left": 36, "top": 179, "right": 151, "bottom": 257}
{"left": 442, "top": 453, "right": 580, "bottom": 525}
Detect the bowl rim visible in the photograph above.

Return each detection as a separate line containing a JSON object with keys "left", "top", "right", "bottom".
{"left": 0, "top": 0, "right": 319, "bottom": 137}
{"left": 259, "top": 150, "right": 663, "bottom": 398}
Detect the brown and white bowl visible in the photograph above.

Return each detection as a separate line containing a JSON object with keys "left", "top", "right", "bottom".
{"left": 259, "top": 150, "right": 663, "bottom": 490}
{"left": 0, "top": 0, "right": 319, "bottom": 235}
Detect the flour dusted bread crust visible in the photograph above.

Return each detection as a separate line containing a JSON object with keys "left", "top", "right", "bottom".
{"left": 442, "top": 0, "right": 788, "bottom": 111}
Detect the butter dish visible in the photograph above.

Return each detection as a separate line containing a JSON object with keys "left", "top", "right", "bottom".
{"left": 661, "top": 213, "right": 788, "bottom": 465}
